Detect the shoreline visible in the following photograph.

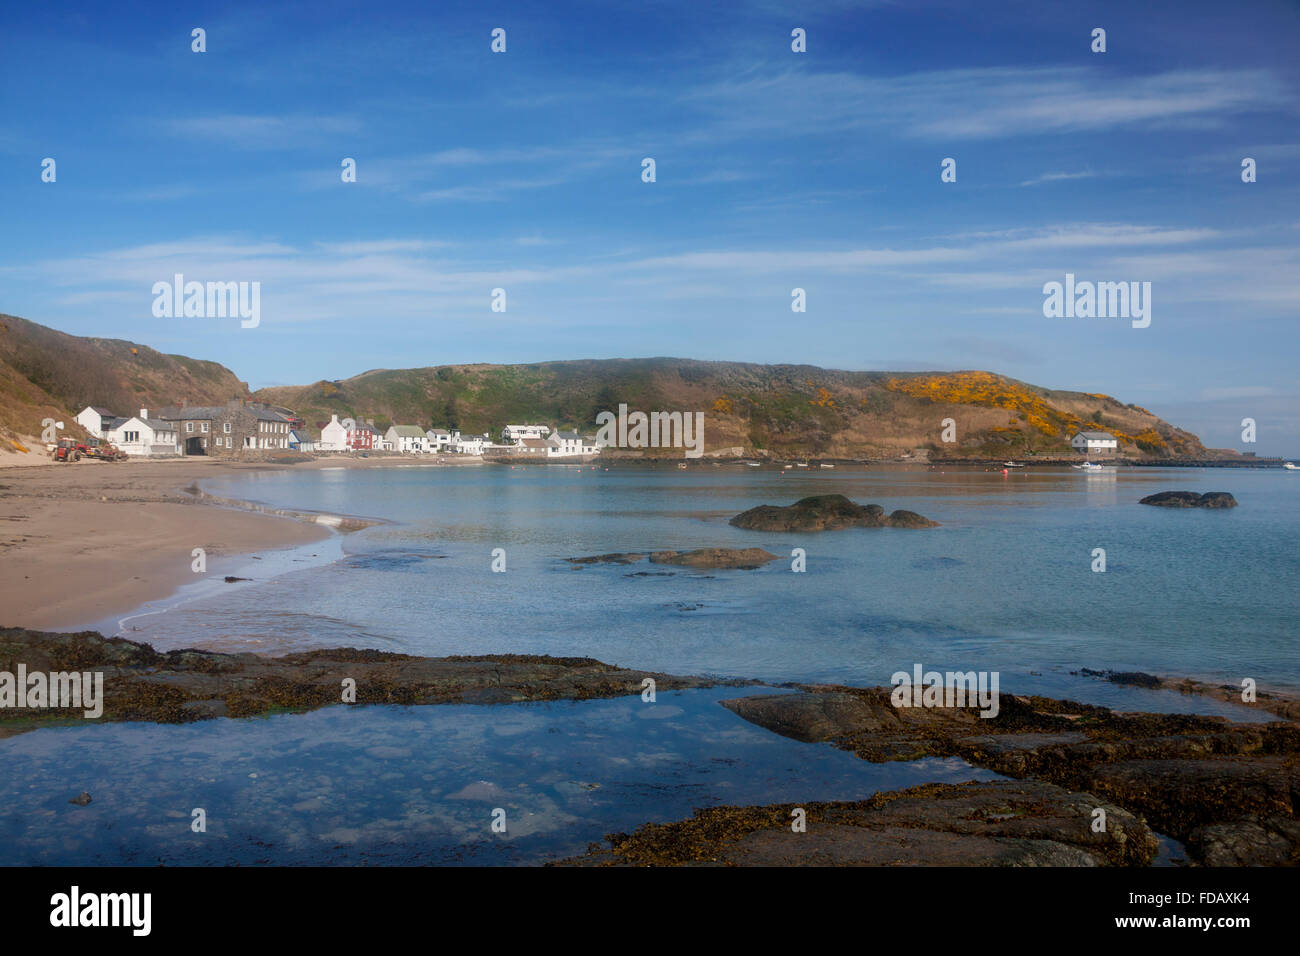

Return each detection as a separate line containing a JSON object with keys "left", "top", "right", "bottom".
{"left": 0, "top": 455, "right": 445, "bottom": 632}
{"left": 1, "top": 627, "right": 1295, "bottom": 866}
{"left": 2, "top": 454, "right": 1293, "bottom": 706}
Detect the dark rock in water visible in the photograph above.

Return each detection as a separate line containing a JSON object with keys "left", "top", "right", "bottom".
{"left": 0, "top": 627, "right": 742, "bottom": 730}
{"left": 722, "top": 692, "right": 884, "bottom": 743}
{"left": 223, "top": 576, "right": 250, "bottom": 583}
{"left": 1106, "top": 671, "right": 1162, "bottom": 689}
{"left": 729, "top": 494, "right": 938, "bottom": 531}
{"left": 69, "top": 791, "right": 92, "bottom": 806}
{"left": 566, "top": 553, "right": 645, "bottom": 565}
{"left": 1198, "top": 492, "right": 1239, "bottom": 508}
{"left": 648, "top": 547, "right": 778, "bottom": 569}
{"left": 1139, "top": 491, "right": 1238, "bottom": 508}
{"left": 912, "top": 556, "right": 963, "bottom": 571}
{"left": 888, "top": 509, "right": 940, "bottom": 529}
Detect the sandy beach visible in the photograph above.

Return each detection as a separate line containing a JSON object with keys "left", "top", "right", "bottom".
{"left": 0, "top": 453, "right": 478, "bottom": 632}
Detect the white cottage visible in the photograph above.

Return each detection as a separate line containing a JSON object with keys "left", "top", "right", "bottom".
{"left": 546, "top": 430, "right": 598, "bottom": 457}
{"left": 1071, "top": 431, "right": 1118, "bottom": 455}
{"left": 105, "top": 409, "right": 180, "bottom": 456}
{"left": 425, "top": 428, "right": 456, "bottom": 451}
{"left": 453, "top": 433, "right": 491, "bottom": 455}
{"left": 501, "top": 424, "right": 550, "bottom": 443}
{"left": 74, "top": 406, "right": 117, "bottom": 438}
{"left": 318, "top": 414, "right": 349, "bottom": 451}
{"left": 385, "top": 425, "right": 427, "bottom": 453}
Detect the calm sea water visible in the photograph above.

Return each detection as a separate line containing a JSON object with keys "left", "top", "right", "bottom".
{"left": 118, "top": 463, "right": 1300, "bottom": 700}
{"left": 0, "top": 686, "right": 1003, "bottom": 866}
{"left": 8, "top": 463, "right": 1285, "bottom": 865}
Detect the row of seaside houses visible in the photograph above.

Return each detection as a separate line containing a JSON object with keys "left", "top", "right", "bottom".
{"left": 74, "top": 401, "right": 601, "bottom": 459}
{"left": 312, "top": 415, "right": 600, "bottom": 457}
{"left": 75, "top": 401, "right": 301, "bottom": 457}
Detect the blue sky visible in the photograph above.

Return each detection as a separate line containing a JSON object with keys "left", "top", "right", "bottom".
{"left": 2, "top": 0, "right": 1297, "bottom": 453}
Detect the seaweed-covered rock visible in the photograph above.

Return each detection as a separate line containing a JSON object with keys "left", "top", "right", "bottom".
{"left": 559, "top": 780, "right": 1157, "bottom": 867}
{"left": 647, "top": 548, "right": 778, "bottom": 569}
{"left": 1139, "top": 491, "right": 1237, "bottom": 508}
{"left": 730, "top": 494, "right": 938, "bottom": 531}
{"left": 565, "top": 553, "right": 645, "bottom": 565}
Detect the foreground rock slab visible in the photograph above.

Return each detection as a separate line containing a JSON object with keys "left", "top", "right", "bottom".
{"left": 560, "top": 780, "right": 1157, "bottom": 866}
{"left": 0, "top": 627, "right": 742, "bottom": 736}
{"left": 719, "top": 686, "right": 1300, "bottom": 865}
{"left": 730, "top": 494, "right": 939, "bottom": 531}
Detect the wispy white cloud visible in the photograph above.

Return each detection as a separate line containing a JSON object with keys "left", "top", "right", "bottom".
{"left": 687, "top": 66, "right": 1289, "bottom": 141}
{"left": 166, "top": 114, "right": 363, "bottom": 149}
{"left": 1019, "top": 170, "right": 1097, "bottom": 187}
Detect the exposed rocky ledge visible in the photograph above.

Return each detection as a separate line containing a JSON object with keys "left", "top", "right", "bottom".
{"left": 561, "top": 779, "right": 1156, "bottom": 866}
{"left": 566, "top": 547, "right": 779, "bottom": 569}
{"left": 710, "top": 686, "right": 1300, "bottom": 866}
{"left": 0, "top": 627, "right": 742, "bottom": 737}
{"left": 1138, "top": 490, "right": 1238, "bottom": 508}
{"left": 729, "top": 494, "right": 939, "bottom": 531}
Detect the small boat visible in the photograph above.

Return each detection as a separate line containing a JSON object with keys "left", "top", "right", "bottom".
{"left": 1284, "top": 462, "right": 1299, "bottom": 470}
{"left": 795, "top": 462, "right": 809, "bottom": 468}
{"left": 677, "top": 462, "right": 688, "bottom": 469}
{"left": 1003, "top": 461, "right": 1024, "bottom": 467}
{"left": 819, "top": 463, "right": 834, "bottom": 469}
{"left": 745, "top": 461, "right": 762, "bottom": 467}
{"left": 1072, "top": 461, "right": 1105, "bottom": 471}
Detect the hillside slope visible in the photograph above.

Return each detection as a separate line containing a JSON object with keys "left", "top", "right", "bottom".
{"left": 0, "top": 313, "right": 249, "bottom": 441}
{"left": 254, "top": 359, "right": 1209, "bottom": 459}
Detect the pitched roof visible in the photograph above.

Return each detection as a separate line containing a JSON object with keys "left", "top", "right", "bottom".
{"left": 154, "top": 404, "right": 290, "bottom": 422}
{"left": 389, "top": 424, "right": 426, "bottom": 438}
{"left": 1076, "top": 430, "right": 1116, "bottom": 440}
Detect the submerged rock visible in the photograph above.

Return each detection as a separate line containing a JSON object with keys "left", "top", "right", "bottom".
{"left": 1139, "top": 490, "right": 1238, "bottom": 508}
{"left": 68, "top": 792, "right": 92, "bottom": 806}
{"left": 730, "top": 494, "right": 938, "bottom": 531}
{"left": 648, "top": 548, "right": 778, "bottom": 569}
{"left": 565, "top": 553, "right": 645, "bottom": 565}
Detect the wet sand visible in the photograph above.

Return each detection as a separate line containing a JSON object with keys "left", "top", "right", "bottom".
{"left": 0, "top": 454, "right": 478, "bottom": 632}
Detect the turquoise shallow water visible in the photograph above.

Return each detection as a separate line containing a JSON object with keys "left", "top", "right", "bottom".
{"left": 122, "top": 463, "right": 1299, "bottom": 699}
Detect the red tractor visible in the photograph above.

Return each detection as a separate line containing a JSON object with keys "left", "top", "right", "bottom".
{"left": 50, "top": 438, "right": 81, "bottom": 462}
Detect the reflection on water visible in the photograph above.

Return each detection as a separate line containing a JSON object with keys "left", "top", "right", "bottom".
{"left": 0, "top": 687, "right": 1000, "bottom": 866}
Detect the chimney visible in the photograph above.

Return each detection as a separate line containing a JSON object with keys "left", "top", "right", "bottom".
{"left": 140, "top": 408, "right": 148, "bottom": 420}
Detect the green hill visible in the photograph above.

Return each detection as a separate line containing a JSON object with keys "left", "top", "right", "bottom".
{"left": 253, "top": 359, "right": 1209, "bottom": 460}
{"left": 0, "top": 313, "right": 249, "bottom": 442}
